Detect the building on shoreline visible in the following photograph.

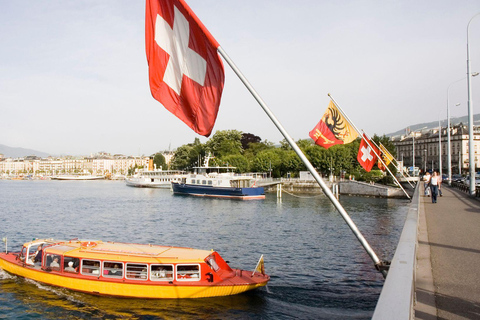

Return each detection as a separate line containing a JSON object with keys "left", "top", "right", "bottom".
{"left": 391, "top": 123, "right": 480, "bottom": 174}
{"left": 0, "top": 151, "right": 173, "bottom": 178}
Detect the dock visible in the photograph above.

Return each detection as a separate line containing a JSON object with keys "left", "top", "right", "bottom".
{"left": 415, "top": 186, "right": 480, "bottom": 319}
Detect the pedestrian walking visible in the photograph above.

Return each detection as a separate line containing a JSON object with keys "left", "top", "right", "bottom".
{"left": 430, "top": 172, "right": 439, "bottom": 203}
{"left": 424, "top": 171, "right": 431, "bottom": 196}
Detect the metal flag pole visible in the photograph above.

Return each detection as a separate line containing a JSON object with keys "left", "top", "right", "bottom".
{"left": 361, "top": 131, "right": 412, "bottom": 200}
{"left": 217, "top": 46, "right": 388, "bottom": 277}
{"left": 377, "top": 141, "right": 415, "bottom": 189}
{"left": 367, "top": 138, "right": 415, "bottom": 190}
{"left": 327, "top": 94, "right": 411, "bottom": 200}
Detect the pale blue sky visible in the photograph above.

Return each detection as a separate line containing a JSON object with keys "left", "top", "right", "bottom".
{"left": 1, "top": 0, "right": 480, "bottom": 156}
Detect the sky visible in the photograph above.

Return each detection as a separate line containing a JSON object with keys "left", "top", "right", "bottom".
{"left": 1, "top": 0, "right": 480, "bottom": 156}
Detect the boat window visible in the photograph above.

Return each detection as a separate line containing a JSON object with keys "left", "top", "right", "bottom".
{"left": 202, "top": 180, "right": 206, "bottom": 185}
{"left": 150, "top": 264, "right": 174, "bottom": 281}
{"left": 176, "top": 264, "right": 200, "bottom": 281}
{"left": 45, "top": 254, "right": 61, "bottom": 271}
{"left": 125, "top": 263, "right": 148, "bottom": 280}
{"left": 206, "top": 255, "right": 220, "bottom": 272}
{"left": 103, "top": 262, "right": 123, "bottom": 278}
{"left": 208, "top": 181, "right": 213, "bottom": 185}
{"left": 64, "top": 257, "right": 79, "bottom": 273}
{"left": 81, "top": 260, "right": 101, "bottom": 276}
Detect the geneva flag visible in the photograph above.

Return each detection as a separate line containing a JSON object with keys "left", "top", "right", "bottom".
{"left": 357, "top": 135, "right": 379, "bottom": 172}
{"left": 146, "top": 0, "right": 225, "bottom": 136}
{"left": 309, "top": 101, "right": 358, "bottom": 149}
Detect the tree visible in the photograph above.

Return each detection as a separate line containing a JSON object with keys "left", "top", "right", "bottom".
{"left": 222, "top": 154, "right": 249, "bottom": 173}
{"left": 241, "top": 133, "right": 261, "bottom": 150}
{"left": 205, "top": 130, "right": 243, "bottom": 158}
{"left": 170, "top": 138, "right": 205, "bottom": 170}
{"left": 153, "top": 153, "right": 167, "bottom": 170}
{"left": 252, "top": 149, "right": 282, "bottom": 177}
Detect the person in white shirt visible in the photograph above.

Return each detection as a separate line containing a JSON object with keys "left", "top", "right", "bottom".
{"left": 424, "top": 172, "right": 431, "bottom": 196}
{"left": 430, "top": 172, "right": 439, "bottom": 203}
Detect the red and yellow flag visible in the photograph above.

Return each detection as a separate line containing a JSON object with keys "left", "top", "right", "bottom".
{"left": 309, "top": 101, "right": 358, "bottom": 149}
{"left": 378, "top": 144, "right": 394, "bottom": 171}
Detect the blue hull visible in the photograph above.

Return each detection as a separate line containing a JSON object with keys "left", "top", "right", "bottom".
{"left": 171, "top": 182, "right": 265, "bottom": 200}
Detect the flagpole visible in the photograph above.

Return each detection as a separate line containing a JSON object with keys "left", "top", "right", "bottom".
{"left": 361, "top": 131, "right": 411, "bottom": 200}
{"left": 217, "top": 46, "right": 388, "bottom": 277}
{"left": 377, "top": 141, "right": 415, "bottom": 189}
{"left": 327, "top": 94, "right": 411, "bottom": 200}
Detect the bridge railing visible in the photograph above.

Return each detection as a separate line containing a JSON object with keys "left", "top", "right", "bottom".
{"left": 450, "top": 181, "right": 480, "bottom": 197}
{"left": 372, "top": 182, "right": 419, "bottom": 319}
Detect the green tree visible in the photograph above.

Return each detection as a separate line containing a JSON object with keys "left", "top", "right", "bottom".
{"left": 205, "top": 130, "right": 243, "bottom": 158}
{"left": 252, "top": 149, "right": 282, "bottom": 177}
{"left": 222, "top": 154, "right": 249, "bottom": 173}
{"left": 280, "top": 150, "right": 302, "bottom": 177}
{"left": 152, "top": 153, "right": 167, "bottom": 170}
{"left": 170, "top": 138, "right": 205, "bottom": 169}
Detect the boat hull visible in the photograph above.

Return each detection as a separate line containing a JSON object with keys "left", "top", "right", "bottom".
{"left": 125, "top": 179, "right": 171, "bottom": 188}
{"left": 0, "top": 254, "right": 268, "bottom": 299}
{"left": 51, "top": 175, "right": 105, "bottom": 180}
{"left": 171, "top": 183, "right": 265, "bottom": 200}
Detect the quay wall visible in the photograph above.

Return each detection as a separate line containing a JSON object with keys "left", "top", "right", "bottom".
{"left": 264, "top": 179, "right": 405, "bottom": 198}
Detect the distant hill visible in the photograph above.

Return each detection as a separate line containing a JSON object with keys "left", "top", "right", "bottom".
{"left": 0, "top": 144, "right": 50, "bottom": 158}
{"left": 387, "top": 114, "right": 480, "bottom": 137}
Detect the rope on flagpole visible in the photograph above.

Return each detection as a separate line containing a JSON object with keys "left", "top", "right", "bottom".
{"left": 217, "top": 46, "right": 389, "bottom": 278}
{"left": 327, "top": 94, "right": 411, "bottom": 201}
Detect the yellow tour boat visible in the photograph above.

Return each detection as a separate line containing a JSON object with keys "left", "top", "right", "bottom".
{"left": 0, "top": 238, "right": 269, "bottom": 299}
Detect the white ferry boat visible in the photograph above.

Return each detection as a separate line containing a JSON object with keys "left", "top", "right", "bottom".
{"left": 171, "top": 155, "right": 264, "bottom": 200}
{"left": 125, "top": 169, "right": 185, "bottom": 188}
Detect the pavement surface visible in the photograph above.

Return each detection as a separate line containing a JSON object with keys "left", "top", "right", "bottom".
{"left": 415, "top": 186, "right": 480, "bottom": 319}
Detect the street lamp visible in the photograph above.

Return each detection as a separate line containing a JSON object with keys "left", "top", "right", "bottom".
{"left": 447, "top": 73, "right": 479, "bottom": 185}
{"left": 467, "top": 12, "right": 480, "bottom": 195}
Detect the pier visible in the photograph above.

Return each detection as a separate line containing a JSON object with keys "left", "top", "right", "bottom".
{"left": 373, "top": 183, "right": 480, "bottom": 319}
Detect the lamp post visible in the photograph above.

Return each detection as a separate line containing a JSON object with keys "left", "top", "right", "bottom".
{"left": 424, "top": 149, "right": 427, "bottom": 173}
{"left": 439, "top": 119, "right": 442, "bottom": 176}
{"left": 447, "top": 75, "right": 478, "bottom": 185}
{"left": 467, "top": 13, "right": 480, "bottom": 195}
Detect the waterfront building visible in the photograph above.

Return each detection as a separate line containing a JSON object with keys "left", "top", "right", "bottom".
{"left": 391, "top": 123, "right": 480, "bottom": 174}
{"left": 0, "top": 154, "right": 150, "bottom": 177}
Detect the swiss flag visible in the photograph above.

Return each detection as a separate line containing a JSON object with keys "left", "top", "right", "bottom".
{"left": 357, "top": 135, "right": 379, "bottom": 172}
{"left": 146, "top": 0, "right": 225, "bottom": 137}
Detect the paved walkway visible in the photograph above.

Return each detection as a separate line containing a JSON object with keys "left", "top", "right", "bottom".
{"left": 415, "top": 186, "right": 480, "bottom": 319}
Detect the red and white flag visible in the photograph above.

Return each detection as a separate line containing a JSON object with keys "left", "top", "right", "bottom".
{"left": 357, "top": 135, "right": 379, "bottom": 172}
{"left": 146, "top": 0, "right": 225, "bottom": 136}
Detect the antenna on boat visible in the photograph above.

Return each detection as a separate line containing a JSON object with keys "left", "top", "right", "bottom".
{"left": 2, "top": 237, "right": 7, "bottom": 254}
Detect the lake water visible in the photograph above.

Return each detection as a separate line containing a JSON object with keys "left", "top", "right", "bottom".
{"left": 0, "top": 180, "right": 409, "bottom": 319}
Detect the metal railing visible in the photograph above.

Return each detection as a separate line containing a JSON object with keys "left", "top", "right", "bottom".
{"left": 450, "top": 181, "right": 480, "bottom": 197}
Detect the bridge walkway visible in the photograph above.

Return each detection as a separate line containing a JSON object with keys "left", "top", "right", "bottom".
{"left": 415, "top": 186, "right": 480, "bottom": 319}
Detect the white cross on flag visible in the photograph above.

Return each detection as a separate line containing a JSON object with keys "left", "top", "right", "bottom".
{"left": 357, "top": 134, "right": 379, "bottom": 172}
{"left": 146, "top": 0, "right": 225, "bottom": 136}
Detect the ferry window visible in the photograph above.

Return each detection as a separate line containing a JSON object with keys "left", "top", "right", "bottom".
{"left": 176, "top": 264, "right": 200, "bottom": 281}
{"left": 150, "top": 264, "right": 174, "bottom": 281}
{"left": 202, "top": 180, "right": 207, "bottom": 185}
{"left": 103, "top": 262, "right": 123, "bottom": 278}
{"left": 64, "top": 257, "right": 79, "bottom": 273}
{"left": 126, "top": 263, "right": 148, "bottom": 280}
{"left": 81, "top": 260, "right": 101, "bottom": 276}
{"left": 45, "top": 254, "right": 61, "bottom": 271}
{"left": 208, "top": 181, "right": 213, "bottom": 185}
{"left": 206, "top": 255, "right": 219, "bottom": 272}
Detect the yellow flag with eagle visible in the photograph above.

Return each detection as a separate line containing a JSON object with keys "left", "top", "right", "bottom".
{"left": 309, "top": 101, "right": 358, "bottom": 149}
